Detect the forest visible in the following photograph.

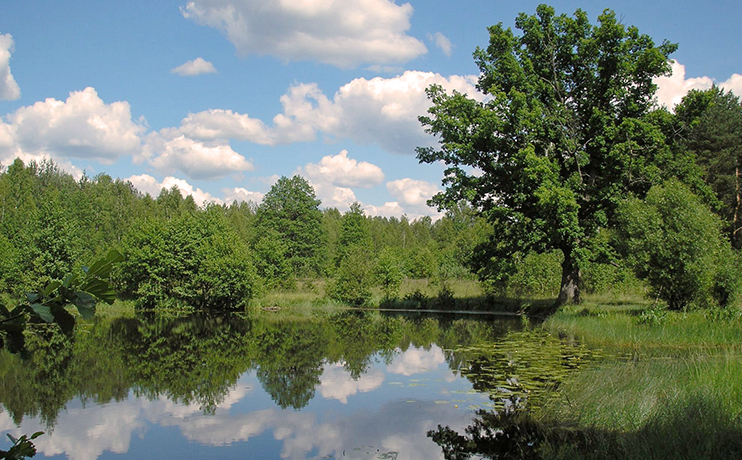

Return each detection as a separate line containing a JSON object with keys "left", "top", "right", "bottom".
{"left": 0, "top": 85, "right": 740, "bottom": 318}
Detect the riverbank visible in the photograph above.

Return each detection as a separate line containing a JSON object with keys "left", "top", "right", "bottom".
{"left": 530, "top": 302, "right": 742, "bottom": 459}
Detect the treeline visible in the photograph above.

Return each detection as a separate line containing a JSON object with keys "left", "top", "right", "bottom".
{"left": 0, "top": 160, "right": 490, "bottom": 309}
{"left": 1, "top": 86, "right": 741, "bottom": 311}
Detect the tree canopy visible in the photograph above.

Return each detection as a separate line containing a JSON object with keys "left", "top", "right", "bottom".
{"left": 417, "top": 4, "right": 678, "bottom": 305}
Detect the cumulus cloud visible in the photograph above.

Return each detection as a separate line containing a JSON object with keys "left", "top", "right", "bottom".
{"left": 299, "top": 149, "right": 384, "bottom": 188}
{"left": 1, "top": 87, "right": 145, "bottom": 163}
{"left": 361, "top": 178, "right": 441, "bottom": 220}
{"left": 171, "top": 57, "right": 217, "bottom": 76}
{"left": 0, "top": 33, "right": 20, "bottom": 100}
{"left": 654, "top": 60, "right": 742, "bottom": 110}
{"left": 159, "top": 72, "right": 480, "bottom": 156}
{"left": 428, "top": 32, "right": 452, "bottom": 57}
{"left": 387, "top": 178, "right": 438, "bottom": 208}
{"left": 278, "top": 71, "right": 482, "bottom": 154}
{"left": 223, "top": 186, "right": 264, "bottom": 204}
{"left": 181, "top": 0, "right": 427, "bottom": 68}
{"left": 140, "top": 133, "right": 254, "bottom": 180}
{"left": 177, "top": 109, "right": 275, "bottom": 144}
{"left": 126, "top": 173, "right": 221, "bottom": 206}
{"left": 364, "top": 201, "right": 405, "bottom": 218}
{"left": 294, "top": 149, "right": 383, "bottom": 210}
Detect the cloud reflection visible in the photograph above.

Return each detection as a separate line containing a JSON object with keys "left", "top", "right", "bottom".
{"left": 319, "top": 363, "right": 385, "bottom": 404}
{"left": 1, "top": 348, "right": 473, "bottom": 460}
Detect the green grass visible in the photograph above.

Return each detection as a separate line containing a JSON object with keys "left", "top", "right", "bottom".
{"left": 529, "top": 299, "right": 742, "bottom": 459}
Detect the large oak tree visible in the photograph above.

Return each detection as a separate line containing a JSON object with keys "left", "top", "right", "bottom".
{"left": 417, "top": 5, "right": 677, "bottom": 305}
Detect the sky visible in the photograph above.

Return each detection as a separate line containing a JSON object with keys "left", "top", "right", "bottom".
{"left": 1, "top": 0, "right": 741, "bottom": 219}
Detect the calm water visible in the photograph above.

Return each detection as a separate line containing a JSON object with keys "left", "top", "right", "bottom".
{"left": 0, "top": 310, "right": 592, "bottom": 460}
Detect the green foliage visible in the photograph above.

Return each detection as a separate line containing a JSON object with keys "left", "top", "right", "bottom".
{"left": 253, "top": 229, "right": 295, "bottom": 290}
{"left": 328, "top": 245, "right": 375, "bottom": 307}
{"left": 375, "top": 248, "right": 404, "bottom": 299}
{"left": 115, "top": 210, "right": 259, "bottom": 310}
{"left": 334, "top": 202, "right": 373, "bottom": 266}
{"left": 0, "top": 250, "right": 122, "bottom": 353}
{"left": 256, "top": 176, "right": 325, "bottom": 277}
{"left": 417, "top": 5, "right": 679, "bottom": 305}
{"left": 0, "top": 431, "right": 44, "bottom": 459}
{"left": 616, "top": 180, "right": 740, "bottom": 309}
{"left": 328, "top": 204, "right": 377, "bottom": 306}
{"left": 674, "top": 87, "right": 742, "bottom": 247}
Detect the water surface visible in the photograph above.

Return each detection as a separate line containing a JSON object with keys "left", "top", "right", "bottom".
{"left": 0, "top": 310, "right": 591, "bottom": 459}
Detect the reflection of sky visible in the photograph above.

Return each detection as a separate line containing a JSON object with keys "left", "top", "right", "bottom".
{"left": 1, "top": 346, "right": 489, "bottom": 460}
{"left": 387, "top": 345, "right": 447, "bottom": 376}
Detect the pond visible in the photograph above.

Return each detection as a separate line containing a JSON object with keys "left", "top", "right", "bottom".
{"left": 0, "top": 310, "right": 594, "bottom": 460}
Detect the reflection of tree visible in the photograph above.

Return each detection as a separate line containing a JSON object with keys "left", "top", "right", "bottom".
{"left": 327, "top": 311, "right": 403, "bottom": 378}
{"left": 0, "top": 310, "right": 525, "bottom": 429}
{"left": 253, "top": 321, "right": 327, "bottom": 409}
{"left": 111, "top": 313, "right": 254, "bottom": 414}
{"left": 0, "top": 324, "right": 75, "bottom": 428}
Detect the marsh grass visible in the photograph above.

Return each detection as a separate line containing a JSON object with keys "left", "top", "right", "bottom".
{"left": 530, "top": 301, "right": 742, "bottom": 459}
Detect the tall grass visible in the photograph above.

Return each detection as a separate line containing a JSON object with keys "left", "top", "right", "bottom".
{"left": 531, "top": 301, "right": 742, "bottom": 459}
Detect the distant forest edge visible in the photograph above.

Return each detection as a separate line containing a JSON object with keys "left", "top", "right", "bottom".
{"left": 0, "top": 158, "right": 494, "bottom": 310}
{"left": 1, "top": 91, "right": 742, "bottom": 313}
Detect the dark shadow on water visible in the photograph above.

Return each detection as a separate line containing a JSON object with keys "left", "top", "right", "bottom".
{"left": 429, "top": 394, "right": 742, "bottom": 460}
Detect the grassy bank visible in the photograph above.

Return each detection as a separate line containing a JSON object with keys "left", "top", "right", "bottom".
{"left": 530, "top": 301, "right": 742, "bottom": 459}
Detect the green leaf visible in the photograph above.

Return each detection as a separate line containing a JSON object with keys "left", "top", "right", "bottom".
{"left": 30, "top": 304, "right": 54, "bottom": 323}
{"left": 41, "top": 281, "right": 61, "bottom": 298}
{"left": 25, "top": 292, "right": 39, "bottom": 304}
{"left": 78, "top": 278, "right": 117, "bottom": 304}
{"left": 85, "top": 249, "right": 124, "bottom": 280}
{"left": 30, "top": 431, "right": 44, "bottom": 440}
{"left": 51, "top": 306, "right": 76, "bottom": 334}
{"left": 73, "top": 292, "right": 97, "bottom": 319}
{"left": 61, "top": 273, "right": 78, "bottom": 289}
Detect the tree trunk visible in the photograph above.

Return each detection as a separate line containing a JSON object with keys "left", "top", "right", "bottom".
{"left": 556, "top": 249, "right": 581, "bottom": 307}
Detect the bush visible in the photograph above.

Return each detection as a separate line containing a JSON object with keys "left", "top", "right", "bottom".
{"left": 616, "top": 180, "right": 740, "bottom": 309}
{"left": 115, "top": 209, "right": 260, "bottom": 310}
{"left": 328, "top": 246, "right": 375, "bottom": 307}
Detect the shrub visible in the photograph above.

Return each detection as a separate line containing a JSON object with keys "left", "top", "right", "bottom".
{"left": 616, "top": 180, "right": 740, "bottom": 309}
{"left": 115, "top": 209, "right": 259, "bottom": 310}
{"left": 328, "top": 246, "right": 375, "bottom": 307}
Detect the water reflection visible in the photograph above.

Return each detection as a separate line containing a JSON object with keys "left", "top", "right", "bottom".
{"left": 0, "top": 311, "right": 591, "bottom": 459}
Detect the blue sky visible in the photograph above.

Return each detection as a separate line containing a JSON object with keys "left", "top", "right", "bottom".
{"left": 1, "top": 0, "right": 740, "bottom": 218}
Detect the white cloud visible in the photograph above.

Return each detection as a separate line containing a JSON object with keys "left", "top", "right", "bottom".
{"left": 171, "top": 57, "right": 217, "bottom": 76}
{"left": 428, "top": 32, "right": 452, "bottom": 57}
{"left": 294, "top": 149, "right": 383, "bottom": 210}
{"left": 387, "top": 178, "right": 438, "bottom": 208}
{"left": 299, "top": 149, "right": 384, "bottom": 188}
{"left": 654, "top": 60, "right": 742, "bottom": 110}
{"left": 181, "top": 0, "right": 427, "bottom": 68}
{"left": 177, "top": 109, "right": 274, "bottom": 144}
{"left": 140, "top": 133, "right": 254, "bottom": 180}
{"left": 223, "top": 186, "right": 263, "bottom": 204}
{"left": 126, "top": 173, "right": 221, "bottom": 206}
{"left": 159, "top": 72, "right": 481, "bottom": 156}
{"left": 0, "top": 33, "right": 20, "bottom": 100}
{"left": 3, "top": 87, "right": 145, "bottom": 163}
{"left": 364, "top": 201, "right": 404, "bottom": 218}
{"left": 279, "top": 71, "right": 482, "bottom": 154}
